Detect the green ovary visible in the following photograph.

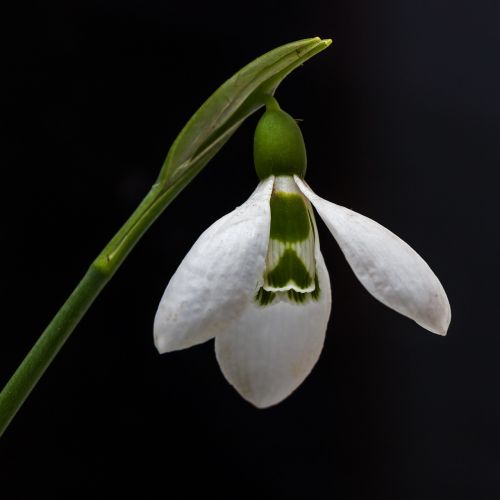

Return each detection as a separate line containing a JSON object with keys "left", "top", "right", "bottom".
{"left": 253, "top": 102, "right": 307, "bottom": 180}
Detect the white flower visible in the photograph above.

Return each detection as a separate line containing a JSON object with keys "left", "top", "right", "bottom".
{"left": 154, "top": 101, "right": 451, "bottom": 409}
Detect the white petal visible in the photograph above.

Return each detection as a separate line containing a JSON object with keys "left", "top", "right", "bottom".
{"left": 154, "top": 177, "right": 274, "bottom": 353}
{"left": 295, "top": 176, "right": 450, "bottom": 335}
{"left": 215, "top": 250, "right": 332, "bottom": 408}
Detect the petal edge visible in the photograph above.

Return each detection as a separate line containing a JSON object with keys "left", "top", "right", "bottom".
{"left": 215, "top": 248, "right": 332, "bottom": 408}
{"left": 295, "top": 176, "right": 451, "bottom": 335}
{"left": 154, "top": 177, "right": 274, "bottom": 353}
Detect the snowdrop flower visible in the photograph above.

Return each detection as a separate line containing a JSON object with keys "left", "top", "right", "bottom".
{"left": 154, "top": 98, "right": 451, "bottom": 408}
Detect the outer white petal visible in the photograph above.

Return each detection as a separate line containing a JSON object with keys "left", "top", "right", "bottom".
{"left": 295, "top": 176, "right": 451, "bottom": 335}
{"left": 154, "top": 177, "right": 274, "bottom": 353}
{"left": 215, "top": 250, "right": 332, "bottom": 408}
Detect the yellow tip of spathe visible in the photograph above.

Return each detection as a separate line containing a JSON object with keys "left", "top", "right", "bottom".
{"left": 312, "top": 37, "right": 333, "bottom": 47}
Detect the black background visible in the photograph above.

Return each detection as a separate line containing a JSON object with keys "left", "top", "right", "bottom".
{"left": 2, "top": 1, "right": 500, "bottom": 498}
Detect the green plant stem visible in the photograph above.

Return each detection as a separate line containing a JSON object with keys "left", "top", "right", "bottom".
{"left": 0, "top": 181, "right": 180, "bottom": 437}
{"left": 0, "top": 266, "right": 109, "bottom": 436}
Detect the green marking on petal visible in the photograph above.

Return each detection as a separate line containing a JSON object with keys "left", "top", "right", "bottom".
{"left": 265, "top": 248, "right": 313, "bottom": 290}
{"left": 288, "top": 275, "right": 321, "bottom": 303}
{"left": 287, "top": 289, "right": 307, "bottom": 303}
{"left": 255, "top": 275, "right": 321, "bottom": 307}
{"left": 255, "top": 288, "right": 276, "bottom": 306}
{"left": 269, "top": 192, "right": 310, "bottom": 242}
{"left": 310, "top": 273, "right": 321, "bottom": 300}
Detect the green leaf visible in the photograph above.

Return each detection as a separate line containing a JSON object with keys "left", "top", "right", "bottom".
{"left": 157, "top": 37, "right": 332, "bottom": 190}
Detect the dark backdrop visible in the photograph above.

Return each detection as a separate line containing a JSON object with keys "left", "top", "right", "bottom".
{"left": 3, "top": 1, "right": 499, "bottom": 498}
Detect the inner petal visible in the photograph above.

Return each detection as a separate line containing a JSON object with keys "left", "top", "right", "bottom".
{"left": 260, "top": 176, "right": 317, "bottom": 299}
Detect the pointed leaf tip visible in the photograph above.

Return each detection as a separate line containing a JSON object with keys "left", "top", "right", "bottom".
{"left": 156, "top": 38, "right": 332, "bottom": 194}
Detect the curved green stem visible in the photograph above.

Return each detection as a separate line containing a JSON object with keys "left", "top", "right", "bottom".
{"left": 0, "top": 151, "right": 234, "bottom": 437}
{"left": 0, "top": 182, "right": 175, "bottom": 437}
{"left": 0, "top": 265, "right": 109, "bottom": 436}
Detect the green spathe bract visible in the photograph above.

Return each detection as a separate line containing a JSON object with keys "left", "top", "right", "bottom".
{"left": 159, "top": 39, "right": 331, "bottom": 191}
{"left": 254, "top": 99, "right": 307, "bottom": 179}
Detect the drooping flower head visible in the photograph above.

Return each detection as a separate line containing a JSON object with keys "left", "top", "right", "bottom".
{"left": 154, "top": 97, "right": 451, "bottom": 408}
